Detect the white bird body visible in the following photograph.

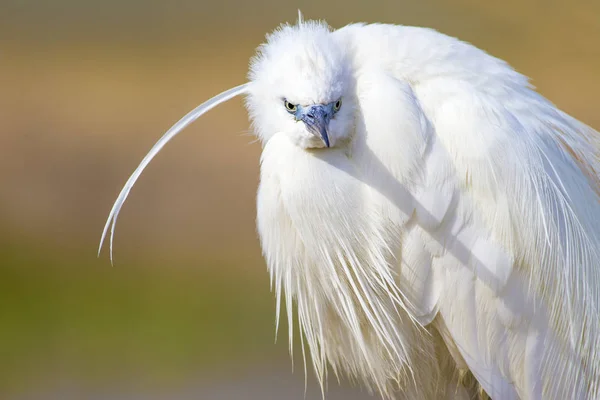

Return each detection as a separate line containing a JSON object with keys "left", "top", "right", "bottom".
{"left": 100, "top": 19, "right": 600, "bottom": 399}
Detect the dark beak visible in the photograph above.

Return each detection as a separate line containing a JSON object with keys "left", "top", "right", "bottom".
{"left": 300, "top": 105, "right": 331, "bottom": 147}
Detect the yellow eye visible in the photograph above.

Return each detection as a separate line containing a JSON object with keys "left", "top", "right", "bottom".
{"left": 333, "top": 99, "right": 342, "bottom": 112}
{"left": 284, "top": 100, "right": 297, "bottom": 113}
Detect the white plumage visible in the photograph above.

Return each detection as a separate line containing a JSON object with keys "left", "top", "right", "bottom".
{"left": 100, "top": 16, "right": 600, "bottom": 399}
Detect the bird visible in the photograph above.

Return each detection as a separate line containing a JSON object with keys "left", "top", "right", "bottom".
{"left": 99, "top": 14, "right": 600, "bottom": 400}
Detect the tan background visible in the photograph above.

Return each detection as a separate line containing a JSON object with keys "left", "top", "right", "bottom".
{"left": 1, "top": 1, "right": 599, "bottom": 398}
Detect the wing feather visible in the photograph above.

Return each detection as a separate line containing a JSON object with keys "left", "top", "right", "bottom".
{"left": 416, "top": 71, "right": 600, "bottom": 398}
{"left": 339, "top": 23, "right": 600, "bottom": 397}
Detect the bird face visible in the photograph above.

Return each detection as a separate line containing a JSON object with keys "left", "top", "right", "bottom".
{"left": 246, "top": 21, "right": 355, "bottom": 149}
{"left": 283, "top": 98, "right": 342, "bottom": 148}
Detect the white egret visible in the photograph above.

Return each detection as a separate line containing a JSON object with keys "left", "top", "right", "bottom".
{"left": 99, "top": 16, "right": 600, "bottom": 399}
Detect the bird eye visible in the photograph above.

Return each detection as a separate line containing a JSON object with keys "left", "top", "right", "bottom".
{"left": 284, "top": 100, "right": 297, "bottom": 113}
{"left": 333, "top": 99, "right": 342, "bottom": 112}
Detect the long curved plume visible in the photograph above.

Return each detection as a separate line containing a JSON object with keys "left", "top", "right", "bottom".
{"left": 98, "top": 83, "right": 250, "bottom": 263}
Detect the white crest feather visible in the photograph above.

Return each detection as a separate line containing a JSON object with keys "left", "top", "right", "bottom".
{"left": 98, "top": 83, "right": 250, "bottom": 263}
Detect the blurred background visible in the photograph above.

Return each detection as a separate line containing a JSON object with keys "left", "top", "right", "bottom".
{"left": 1, "top": 0, "right": 599, "bottom": 399}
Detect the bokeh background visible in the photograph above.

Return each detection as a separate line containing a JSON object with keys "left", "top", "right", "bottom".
{"left": 1, "top": 1, "right": 599, "bottom": 399}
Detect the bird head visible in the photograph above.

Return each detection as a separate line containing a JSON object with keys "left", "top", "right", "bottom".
{"left": 246, "top": 20, "right": 355, "bottom": 149}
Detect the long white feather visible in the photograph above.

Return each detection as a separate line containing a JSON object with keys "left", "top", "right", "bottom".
{"left": 98, "top": 83, "right": 250, "bottom": 263}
